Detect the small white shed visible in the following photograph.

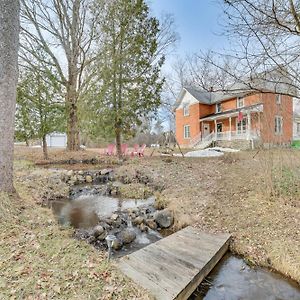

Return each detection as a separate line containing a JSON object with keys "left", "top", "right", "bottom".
{"left": 46, "top": 132, "right": 67, "bottom": 148}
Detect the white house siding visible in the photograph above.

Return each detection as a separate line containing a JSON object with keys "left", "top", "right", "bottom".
{"left": 293, "top": 98, "right": 300, "bottom": 140}
{"left": 176, "top": 90, "right": 200, "bottom": 110}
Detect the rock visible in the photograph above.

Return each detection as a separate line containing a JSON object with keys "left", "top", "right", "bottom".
{"left": 133, "top": 216, "right": 144, "bottom": 226}
{"left": 78, "top": 170, "right": 84, "bottom": 175}
{"left": 154, "top": 209, "right": 174, "bottom": 228}
{"left": 77, "top": 175, "right": 85, "bottom": 183}
{"left": 87, "top": 236, "right": 96, "bottom": 244}
{"left": 145, "top": 218, "right": 157, "bottom": 230}
{"left": 70, "top": 175, "right": 77, "bottom": 183}
{"left": 112, "top": 238, "right": 123, "bottom": 250}
{"left": 117, "top": 229, "right": 136, "bottom": 244}
{"left": 85, "top": 175, "right": 93, "bottom": 183}
{"left": 111, "top": 213, "right": 119, "bottom": 221}
{"left": 67, "top": 170, "right": 74, "bottom": 177}
{"left": 92, "top": 225, "right": 104, "bottom": 238}
{"left": 101, "top": 168, "right": 112, "bottom": 175}
{"left": 113, "top": 218, "right": 122, "bottom": 228}
{"left": 105, "top": 218, "right": 114, "bottom": 225}
{"left": 139, "top": 223, "right": 148, "bottom": 232}
{"left": 98, "top": 232, "right": 107, "bottom": 241}
{"left": 129, "top": 213, "right": 136, "bottom": 219}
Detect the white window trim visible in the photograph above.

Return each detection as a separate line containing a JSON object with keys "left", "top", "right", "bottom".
{"left": 216, "top": 103, "right": 222, "bottom": 113}
{"left": 183, "top": 104, "right": 189, "bottom": 116}
{"left": 183, "top": 125, "right": 191, "bottom": 139}
{"left": 237, "top": 97, "right": 245, "bottom": 108}
{"left": 236, "top": 117, "right": 247, "bottom": 134}
{"left": 276, "top": 94, "right": 282, "bottom": 105}
{"left": 275, "top": 115, "right": 283, "bottom": 135}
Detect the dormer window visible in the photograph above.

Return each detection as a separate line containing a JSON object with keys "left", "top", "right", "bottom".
{"left": 237, "top": 96, "right": 245, "bottom": 108}
{"left": 183, "top": 104, "right": 189, "bottom": 116}
{"left": 216, "top": 103, "right": 222, "bottom": 113}
{"left": 276, "top": 94, "right": 282, "bottom": 104}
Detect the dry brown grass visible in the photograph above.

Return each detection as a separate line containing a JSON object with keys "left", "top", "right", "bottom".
{"left": 11, "top": 147, "right": 300, "bottom": 284}
{"left": 0, "top": 160, "right": 149, "bottom": 299}
{"left": 115, "top": 149, "right": 300, "bottom": 283}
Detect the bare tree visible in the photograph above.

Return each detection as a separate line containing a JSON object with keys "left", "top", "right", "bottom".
{"left": 0, "top": 0, "right": 20, "bottom": 193}
{"left": 20, "top": 0, "right": 98, "bottom": 150}
{"left": 160, "top": 58, "right": 192, "bottom": 131}
{"left": 191, "top": 0, "right": 300, "bottom": 97}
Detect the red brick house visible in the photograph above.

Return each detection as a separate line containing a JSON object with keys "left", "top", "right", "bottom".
{"left": 175, "top": 86, "right": 293, "bottom": 149}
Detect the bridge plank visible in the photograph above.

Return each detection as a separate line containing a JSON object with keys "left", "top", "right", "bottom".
{"left": 118, "top": 226, "right": 231, "bottom": 300}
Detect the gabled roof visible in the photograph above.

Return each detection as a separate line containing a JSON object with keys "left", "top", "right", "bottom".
{"left": 174, "top": 85, "right": 252, "bottom": 110}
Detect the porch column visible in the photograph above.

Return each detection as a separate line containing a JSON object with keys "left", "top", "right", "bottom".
{"left": 214, "top": 119, "right": 217, "bottom": 141}
{"left": 247, "top": 111, "right": 251, "bottom": 140}
{"left": 229, "top": 117, "right": 232, "bottom": 141}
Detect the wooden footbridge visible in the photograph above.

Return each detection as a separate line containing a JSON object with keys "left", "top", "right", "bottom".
{"left": 118, "top": 226, "right": 231, "bottom": 300}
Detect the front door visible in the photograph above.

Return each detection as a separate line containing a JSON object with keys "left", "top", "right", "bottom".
{"left": 203, "top": 123, "right": 210, "bottom": 137}
{"left": 217, "top": 123, "right": 223, "bottom": 132}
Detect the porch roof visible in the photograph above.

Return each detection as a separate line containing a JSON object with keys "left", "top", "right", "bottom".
{"left": 199, "top": 103, "right": 263, "bottom": 122}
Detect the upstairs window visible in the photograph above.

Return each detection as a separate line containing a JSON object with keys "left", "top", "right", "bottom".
{"left": 275, "top": 115, "right": 283, "bottom": 135}
{"left": 216, "top": 103, "right": 222, "bottom": 113}
{"left": 184, "top": 125, "right": 191, "bottom": 139}
{"left": 237, "top": 97, "right": 245, "bottom": 108}
{"left": 183, "top": 104, "right": 189, "bottom": 116}
{"left": 276, "top": 94, "right": 282, "bottom": 104}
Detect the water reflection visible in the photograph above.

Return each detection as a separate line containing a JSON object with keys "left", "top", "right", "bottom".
{"left": 190, "top": 253, "right": 300, "bottom": 300}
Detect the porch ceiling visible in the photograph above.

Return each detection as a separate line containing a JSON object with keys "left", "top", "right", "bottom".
{"left": 199, "top": 103, "right": 263, "bottom": 122}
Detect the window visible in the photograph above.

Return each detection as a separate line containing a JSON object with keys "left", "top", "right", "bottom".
{"left": 276, "top": 94, "right": 282, "bottom": 104}
{"left": 237, "top": 97, "right": 245, "bottom": 108}
{"left": 216, "top": 103, "right": 222, "bottom": 113}
{"left": 237, "top": 117, "right": 247, "bottom": 134}
{"left": 297, "top": 122, "right": 300, "bottom": 134}
{"left": 184, "top": 125, "right": 190, "bottom": 139}
{"left": 183, "top": 104, "right": 189, "bottom": 116}
{"left": 275, "top": 116, "right": 283, "bottom": 135}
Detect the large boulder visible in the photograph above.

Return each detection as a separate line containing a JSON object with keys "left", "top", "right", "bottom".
{"left": 154, "top": 209, "right": 174, "bottom": 228}
{"left": 117, "top": 229, "right": 136, "bottom": 244}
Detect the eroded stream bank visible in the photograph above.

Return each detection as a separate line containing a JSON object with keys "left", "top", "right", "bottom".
{"left": 47, "top": 167, "right": 299, "bottom": 298}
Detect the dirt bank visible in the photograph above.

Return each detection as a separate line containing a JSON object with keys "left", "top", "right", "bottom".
{"left": 11, "top": 147, "right": 300, "bottom": 285}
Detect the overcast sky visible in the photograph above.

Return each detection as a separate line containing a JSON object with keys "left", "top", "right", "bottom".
{"left": 149, "top": 0, "right": 228, "bottom": 67}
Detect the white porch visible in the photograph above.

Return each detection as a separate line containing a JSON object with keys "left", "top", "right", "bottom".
{"left": 191, "top": 103, "right": 263, "bottom": 148}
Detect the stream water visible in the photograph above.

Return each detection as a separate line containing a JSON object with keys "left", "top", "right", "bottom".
{"left": 190, "top": 253, "right": 300, "bottom": 300}
{"left": 51, "top": 184, "right": 163, "bottom": 255}
{"left": 51, "top": 181, "right": 300, "bottom": 299}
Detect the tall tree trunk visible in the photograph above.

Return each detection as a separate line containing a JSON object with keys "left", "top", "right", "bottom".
{"left": 66, "top": 80, "right": 80, "bottom": 151}
{"left": 115, "top": 127, "right": 122, "bottom": 159}
{"left": 0, "top": 0, "right": 19, "bottom": 193}
{"left": 42, "top": 135, "right": 48, "bottom": 160}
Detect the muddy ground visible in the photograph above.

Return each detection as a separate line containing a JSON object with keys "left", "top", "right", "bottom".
{"left": 2, "top": 146, "right": 299, "bottom": 298}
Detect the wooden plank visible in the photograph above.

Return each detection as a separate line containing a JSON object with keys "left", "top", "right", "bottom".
{"left": 118, "top": 226, "right": 231, "bottom": 300}
{"left": 175, "top": 236, "right": 230, "bottom": 299}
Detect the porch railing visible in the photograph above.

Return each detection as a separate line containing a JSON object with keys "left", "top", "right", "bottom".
{"left": 190, "top": 132, "right": 202, "bottom": 147}
{"left": 190, "top": 130, "right": 260, "bottom": 147}
{"left": 215, "top": 130, "right": 260, "bottom": 141}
